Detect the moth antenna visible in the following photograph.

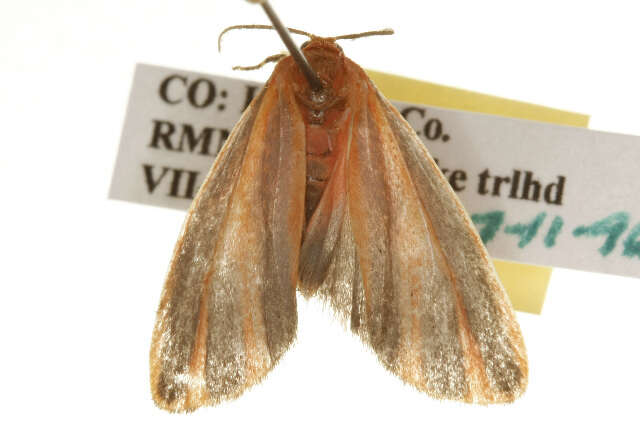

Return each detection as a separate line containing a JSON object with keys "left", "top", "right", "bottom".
{"left": 218, "top": 24, "right": 315, "bottom": 52}
{"left": 232, "top": 53, "right": 287, "bottom": 71}
{"left": 333, "top": 28, "right": 395, "bottom": 41}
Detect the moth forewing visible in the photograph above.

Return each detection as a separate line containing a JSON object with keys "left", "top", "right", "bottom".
{"left": 296, "top": 45, "right": 528, "bottom": 403}
{"left": 150, "top": 69, "right": 305, "bottom": 412}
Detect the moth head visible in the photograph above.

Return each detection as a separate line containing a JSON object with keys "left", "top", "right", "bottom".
{"left": 299, "top": 38, "right": 345, "bottom": 91}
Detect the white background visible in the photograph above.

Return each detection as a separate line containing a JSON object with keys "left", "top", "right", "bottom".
{"left": 1, "top": 0, "right": 639, "bottom": 425}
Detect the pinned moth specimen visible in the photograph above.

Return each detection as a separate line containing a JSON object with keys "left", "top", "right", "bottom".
{"left": 149, "top": 14, "right": 527, "bottom": 413}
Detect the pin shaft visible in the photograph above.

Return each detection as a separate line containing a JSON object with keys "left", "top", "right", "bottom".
{"left": 259, "top": 1, "right": 323, "bottom": 91}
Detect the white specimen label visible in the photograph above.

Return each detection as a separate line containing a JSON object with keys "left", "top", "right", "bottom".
{"left": 110, "top": 64, "right": 640, "bottom": 278}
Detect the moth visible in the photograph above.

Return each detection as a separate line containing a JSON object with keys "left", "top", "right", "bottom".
{"left": 150, "top": 32, "right": 528, "bottom": 412}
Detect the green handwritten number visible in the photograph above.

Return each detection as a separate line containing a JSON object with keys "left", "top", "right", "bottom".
{"left": 544, "top": 216, "right": 564, "bottom": 248}
{"left": 471, "top": 211, "right": 505, "bottom": 244}
{"left": 572, "top": 212, "right": 630, "bottom": 256}
{"left": 504, "top": 212, "right": 547, "bottom": 248}
{"left": 471, "top": 210, "right": 637, "bottom": 259}
{"left": 622, "top": 223, "right": 640, "bottom": 259}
